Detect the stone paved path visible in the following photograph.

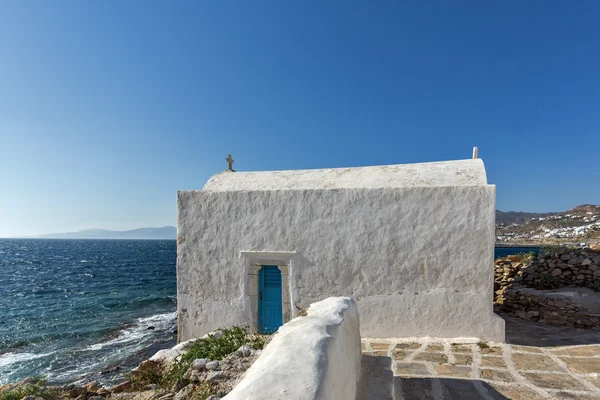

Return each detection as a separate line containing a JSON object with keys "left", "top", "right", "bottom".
{"left": 360, "top": 340, "right": 600, "bottom": 399}
{"left": 359, "top": 316, "right": 600, "bottom": 399}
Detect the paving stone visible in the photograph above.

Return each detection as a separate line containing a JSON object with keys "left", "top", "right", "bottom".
{"left": 395, "top": 362, "right": 430, "bottom": 376}
{"left": 480, "top": 356, "right": 507, "bottom": 368}
{"left": 398, "top": 378, "right": 484, "bottom": 399}
{"left": 434, "top": 364, "right": 471, "bottom": 378}
{"left": 371, "top": 342, "right": 391, "bottom": 350}
{"left": 395, "top": 377, "right": 434, "bottom": 400}
{"left": 512, "top": 353, "right": 564, "bottom": 372}
{"left": 521, "top": 372, "right": 587, "bottom": 390}
{"left": 395, "top": 342, "right": 422, "bottom": 350}
{"left": 425, "top": 343, "right": 444, "bottom": 352}
{"left": 392, "top": 349, "right": 411, "bottom": 360}
{"left": 479, "top": 345, "right": 503, "bottom": 355}
{"left": 560, "top": 357, "right": 600, "bottom": 374}
{"left": 437, "top": 379, "right": 483, "bottom": 399}
{"left": 586, "top": 376, "right": 600, "bottom": 390}
{"left": 413, "top": 352, "right": 448, "bottom": 363}
{"left": 548, "top": 348, "right": 571, "bottom": 356}
{"left": 452, "top": 354, "right": 473, "bottom": 366}
{"left": 562, "top": 345, "right": 600, "bottom": 357}
{"left": 511, "top": 345, "right": 544, "bottom": 354}
{"left": 363, "top": 350, "right": 388, "bottom": 357}
{"left": 450, "top": 344, "right": 473, "bottom": 353}
{"left": 358, "top": 354, "right": 393, "bottom": 400}
{"left": 480, "top": 369, "right": 515, "bottom": 383}
{"left": 553, "top": 391, "right": 600, "bottom": 400}
{"left": 450, "top": 343, "right": 473, "bottom": 353}
{"left": 487, "top": 383, "right": 547, "bottom": 400}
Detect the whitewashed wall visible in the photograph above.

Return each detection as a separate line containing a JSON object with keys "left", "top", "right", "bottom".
{"left": 223, "top": 297, "right": 361, "bottom": 400}
{"left": 177, "top": 184, "right": 504, "bottom": 341}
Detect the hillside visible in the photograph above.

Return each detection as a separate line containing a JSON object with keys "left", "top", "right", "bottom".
{"left": 495, "top": 210, "right": 555, "bottom": 225}
{"left": 496, "top": 205, "right": 600, "bottom": 245}
{"left": 33, "top": 226, "right": 176, "bottom": 240}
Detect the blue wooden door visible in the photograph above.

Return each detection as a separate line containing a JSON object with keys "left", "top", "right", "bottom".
{"left": 258, "top": 266, "right": 283, "bottom": 333}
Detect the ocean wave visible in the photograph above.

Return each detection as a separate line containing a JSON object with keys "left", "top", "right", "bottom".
{"left": 0, "top": 312, "right": 177, "bottom": 385}
{"left": 129, "top": 296, "right": 177, "bottom": 307}
{"left": 0, "top": 351, "right": 55, "bottom": 369}
{"left": 0, "top": 327, "right": 116, "bottom": 350}
{"left": 0, "top": 338, "right": 32, "bottom": 350}
{"left": 84, "top": 312, "right": 176, "bottom": 352}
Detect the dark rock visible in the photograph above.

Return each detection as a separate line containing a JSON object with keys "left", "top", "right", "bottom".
{"left": 173, "top": 384, "right": 194, "bottom": 400}
{"left": 85, "top": 382, "right": 99, "bottom": 393}
{"left": 206, "top": 371, "right": 227, "bottom": 383}
{"left": 70, "top": 386, "right": 86, "bottom": 397}
{"left": 110, "top": 381, "right": 132, "bottom": 394}
{"left": 190, "top": 358, "right": 210, "bottom": 371}
{"left": 100, "top": 366, "right": 121, "bottom": 375}
{"left": 205, "top": 360, "right": 220, "bottom": 371}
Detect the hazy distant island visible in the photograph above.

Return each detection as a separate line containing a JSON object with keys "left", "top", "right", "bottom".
{"left": 29, "top": 226, "right": 176, "bottom": 240}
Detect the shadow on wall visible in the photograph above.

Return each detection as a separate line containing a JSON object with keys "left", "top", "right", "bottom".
{"left": 357, "top": 355, "right": 509, "bottom": 400}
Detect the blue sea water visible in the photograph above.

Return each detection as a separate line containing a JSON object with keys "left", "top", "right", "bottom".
{"left": 494, "top": 247, "right": 542, "bottom": 259}
{"left": 0, "top": 239, "right": 177, "bottom": 385}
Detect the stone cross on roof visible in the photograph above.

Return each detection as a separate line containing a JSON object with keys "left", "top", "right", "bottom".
{"left": 226, "top": 154, "right": 235, "bottom": 171}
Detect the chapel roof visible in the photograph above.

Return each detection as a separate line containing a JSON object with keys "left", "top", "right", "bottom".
{"left": 202, "top": 158, "right": 488, "bottom": 191}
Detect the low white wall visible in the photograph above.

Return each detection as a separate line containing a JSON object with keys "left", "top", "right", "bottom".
{"left": 224, "top": 297, "right": 361, "bottom": 400}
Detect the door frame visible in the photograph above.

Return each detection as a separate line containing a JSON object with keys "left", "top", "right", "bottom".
{"left": 240, "top": 251, "right": 295, "bottom": 333}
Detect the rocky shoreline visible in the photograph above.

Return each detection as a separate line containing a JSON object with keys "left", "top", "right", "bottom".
{"left": 0, "top": 329, "right": 267, "bottom": 400}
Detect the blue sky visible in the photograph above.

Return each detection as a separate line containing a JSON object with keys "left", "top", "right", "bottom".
{"left": 1, "top": 1, "right": 599, "bottom": 237}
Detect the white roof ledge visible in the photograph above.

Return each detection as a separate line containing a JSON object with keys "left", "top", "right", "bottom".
{"left": 203, "top": 158, "right": 488, "bottom": 191}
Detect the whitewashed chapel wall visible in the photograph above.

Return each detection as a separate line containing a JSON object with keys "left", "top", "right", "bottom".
{"left": 177, "top": 168, "right": 504, "bottom": 341}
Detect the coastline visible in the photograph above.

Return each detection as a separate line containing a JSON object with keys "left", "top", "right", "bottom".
{"left": 0, "top": 311, "right": 177, "bottom": 386}
{"left": 495, "top": 243, "right": 544, "bottom": 248}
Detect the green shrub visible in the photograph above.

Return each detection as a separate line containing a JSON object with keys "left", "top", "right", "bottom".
{"left": 537, "top": 274, "right": 561, "bottom": 290}
{"left": 0, "top": 377, "right": 57, "bottom": 400}
{"left": 191, "top": 382, "right": 225, "bottom": 400}
{"left": 127, "top": 362, "right": 164, "bottom": 389}
{"left": 180, "top": 326, "right": 248, "bottom": 364}
{"left": 587, "top": 279, "right": 600, "bottom": 292}
{"left": 133, "top": 326, "right": 268, "bottom": 389}
{"left": 540, "top": 245, "right": 564, "bottom": 254}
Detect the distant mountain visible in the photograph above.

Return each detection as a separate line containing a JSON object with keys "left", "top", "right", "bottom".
{"left": 33, "top": 226, "right": 176, "bottom": 240}
{"left": 495, "top": 210, "right": 555, "bottom": 225}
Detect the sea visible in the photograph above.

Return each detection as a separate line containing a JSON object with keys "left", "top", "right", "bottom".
{"left": 0, "top": 239, "right": 177, "bottom": 385}
{"left": 0, "top": 239, "right": 540, "bottom": 385}
{"left": 494, "top": 246, "right": 542, "bottom": 259}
